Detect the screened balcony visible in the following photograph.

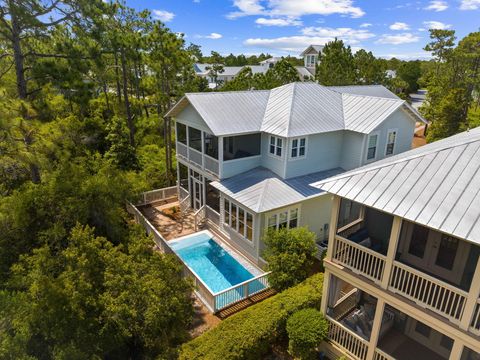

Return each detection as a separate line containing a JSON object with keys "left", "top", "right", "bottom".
{"left": 176, "top": 122, "right": 219, "bottom": 176}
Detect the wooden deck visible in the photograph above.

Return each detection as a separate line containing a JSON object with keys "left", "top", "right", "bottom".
{"left": 216, "top": 288, "right": 277, "bottom": 319}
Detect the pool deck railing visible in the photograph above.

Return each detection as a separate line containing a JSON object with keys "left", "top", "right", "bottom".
{"left": 127, "top": 196, "right": 272, "bottom": 314}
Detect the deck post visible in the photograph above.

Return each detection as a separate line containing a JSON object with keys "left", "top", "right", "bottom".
{"left": 449, "top": 339, "right": 465, "bottom": 360}
{"left": 320, "top": 270, "right": 331, "bottom": 315}
{"left": 326, "top": 195, "right": 341, "bottom": 262}
{"left": 365, "top": 298, "right": 385, "bottom": 360}
{"left": 380, "top": 216, "right": 402, "bottom": 289}
{"left": 459, "top": 256, "right": 480, "bottom": 330}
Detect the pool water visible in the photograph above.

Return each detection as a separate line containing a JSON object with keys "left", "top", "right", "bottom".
{"left": 170, "top": 232, "right": 257, "bottom": 294}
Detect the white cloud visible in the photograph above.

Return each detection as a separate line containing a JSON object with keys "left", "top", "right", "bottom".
{"left": 376, "top": 33, "right": 420, "bottom": 45}
{"left": 255, "top": 17, "right": 302, "bottom": 26}
{"left": 422, "top": 20, "right": 452, "bottom": 29}
{"left": 244, "top": 26, "right": 374, "bottom": 51}
{"left": 389, "top": 22, "right": 410, "bottom": 30}
{"left": 301, "top": 26, "right": 375, "bottom": 44}
{"left": 379, "top": 52, "right": 432, "bottom": 60}
{"left": 195, "top": 32, "right": 223, "bottom": 39}
{"left": 228, "top": 0, "right": 365, "bottom": 19}
{"left": 425, "top": 0, "right": 448, "bottom": 11}
{"left": 152, "top": 9, "right": 175, "bottom": 22}
{"left": 460, "top": 0, "right": 480, "bottom": 9}
{"left": 359, "top": 23, "right": 372, "bottom": 28}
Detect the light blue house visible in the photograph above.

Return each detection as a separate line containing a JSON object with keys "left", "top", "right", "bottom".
{"left": 166, "top": 82, "right": 425, "bottom": 265}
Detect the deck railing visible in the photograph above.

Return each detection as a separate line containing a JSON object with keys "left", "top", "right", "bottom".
{"left": 373, "top": 348, "right": 395, "bottom": 360}
{"left": 205, "top": 205, "right": 220, "bottom": 227}
{"left": 326, "top": 317, "right": 369, "bottom": 360}
{"left": 176, "top": 141, "right": 219, "bottom": 176}
{"left": 137, "top": 186, "right": 177, "bottom": 206}
{"left": 213, "top": 272, "right": 270, "bottom": 312}
{"left": 389, "top": 261, "right": 467, "bottom": 324}
{"left": 469, "top": 298, "right": 480, "bottom": 335}
{"left": 332, "top": 236, "right": 386, "bottom": 284}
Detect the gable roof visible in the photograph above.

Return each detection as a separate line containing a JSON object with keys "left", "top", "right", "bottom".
{"left": 211, "top": 167, "right": 344, "bottom": 213}
{"left": 300, "top": 45, "right": 324, "bottom": 56}
{"left": 166, "top": 82, "right": 425, "bottom": 137}
{"left": 311, "top": 127, "right": 480, "bottom": 245}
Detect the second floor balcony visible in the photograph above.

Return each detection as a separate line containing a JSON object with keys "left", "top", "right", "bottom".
{"left": 329, "top": 198, "right": 480, "bottom": 335}
{"left": 176, "top": 122, "right": 261, "bottom": 179}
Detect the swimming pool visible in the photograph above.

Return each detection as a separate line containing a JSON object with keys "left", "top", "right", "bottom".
{"left": 169, "top": 231, "right": 263, "bottom": 294}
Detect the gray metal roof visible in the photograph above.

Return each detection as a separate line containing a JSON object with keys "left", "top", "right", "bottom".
{"left": 329, "top": 85, "right": 399, "bottom": 99}
{"left": 211, "top": 166, "right": 344, "bottom": 213}
{"left": 300, "top": 45, "right": 324, "bottom": 56}
{"left": 311, "top": 127, "right": 480, "bottom": 245}
{"left": 166, "top": 82, "right": 424, "bottom": 137}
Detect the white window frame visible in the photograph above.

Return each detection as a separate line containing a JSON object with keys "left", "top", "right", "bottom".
{"left": 366, "top": 132, "right": 380, "bottom": 162}
{"left": 269, "top": 135, "right": 283, "bottom": 158}
{"left": 266, "top": 206, "right": 301, "bottom": 231}
{"left": 289, "top": 137, "right": 307, "bottom": 160}
{"left": 306, "top": 54, "right": 316, "bottom": 67}
{"left": 385, "top": 128, "right": 398, "bottom": 157}
{"left": 223, "top": 198, "right": 254, "bottom": 241}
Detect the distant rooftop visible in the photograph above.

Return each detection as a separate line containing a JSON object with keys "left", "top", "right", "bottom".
{"left": 312, "top": 126, "right": 480, "bottom": 245}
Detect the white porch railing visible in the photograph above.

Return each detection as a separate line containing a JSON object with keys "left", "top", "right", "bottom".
{"left": 213, "top": 272, "right": 270, "bottom": 312}
{"left": 194, "top": 205, "right": 206, "bottom": 231}
{"left": 389, "top": 261, "right": 468, "bottom": 324}
{"left": 176, "top": 141, "right": 219, "bottom": 176}
{"left": 469, "top": 298, "right": 480, "bottom": 335}
{"left": 177, "top": 142, "right": 188, "bottom": 159}
{"left": 326, "top": 317, "right": 369, "bottom": 360}
{"left": 205, "top": 205, "right": 220, "bottom": 227}
{"left": 374, "top": 348, "right": 395, "bottom": 360}
{"left": 179, "top": 186, "right": 189, "bottom": 201}
{"left": 126, "top": 201, "right": 173, "bottom": 254}
{"left": 137, "top": 186, "right": 177, "bottom": 206}
{"left": 333, "top": 236, "right": 386, "bottom": 284}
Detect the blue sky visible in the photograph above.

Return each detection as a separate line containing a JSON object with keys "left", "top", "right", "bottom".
{"left": 126, "top": 0, "right": 480, "bottom": 60}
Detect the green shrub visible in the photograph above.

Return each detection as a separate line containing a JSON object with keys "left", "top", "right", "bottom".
{"left": 286, "top": 308, "right": 329, "bottom": 359}
{"left": 263, "top": 227, "right": 317, "bottom": 291}
{"left": 178, "top": 273, "right": 324, "bottom": 360}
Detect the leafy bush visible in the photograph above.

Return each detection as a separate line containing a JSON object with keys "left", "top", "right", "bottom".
{"left": 286, "top": 308, "right": 329, "bottom": 359}
{"left": 178, "top": 273, "right": 324, "bottom": 360}
{"left": 263, "top": 227, "right": 317, "bottom": 291}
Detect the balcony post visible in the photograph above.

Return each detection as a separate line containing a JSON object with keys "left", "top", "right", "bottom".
{"left": 201, "top": 131, "right": 205, "bottom": 170}
{"left": 380, "top": 216, "right": 402, "bottom": 289}
{"left": 449, "top": 339, "right": 465, "bottom": 360}
{"left": 326, "top": 195, "right": 341, "bottom": 262}
{"left": 218, "top": 136, "right": 223, "bottom": 179}
{"left": 459, "top": 256, "right": 480, "bottom": 330}
{"left": 320, "top": 270, "right": 331, "bottom": 315}
{"left": 366, "top": 298, "right": 385, "bottom": 360}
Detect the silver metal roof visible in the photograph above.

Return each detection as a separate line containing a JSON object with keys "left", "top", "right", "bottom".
{"left": 329, "top": 85, "right": 399, "bottom": 99}
{"left": 166, "top": 82, "right": 424, "bottom": 137}
{"left": 300, "top": 45, "right": 324, "bottom": 56}
{"left": 312, "top": 127, "right": 480, "bottom": 245}
{"left": 211, "top": 166, "right": 344, "bottom": 213}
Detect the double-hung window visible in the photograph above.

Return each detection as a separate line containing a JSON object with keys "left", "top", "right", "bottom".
{"left": 269, "top": 136, "right": 283, "bottom": 157}
{"left": 367, "top": 133, "right": 378, "bottom": 161}
{"left": 385, "top": 130, "right": 397, "bottom": 156}
{"left": 291, "top": 138, "right": 306, "bottom": 159}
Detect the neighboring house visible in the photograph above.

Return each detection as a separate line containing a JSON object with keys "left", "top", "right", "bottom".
{"left": 193, "top": 45, "right": 319, "bottom": 88}
{"left": 312, "top": 127, "right": 480, "bottom": 360}
{"left": 300, "top": 44, "right": 324, "bottom": 75}
{"left": 165, "top": 82, "right": 424, "bottom": 265}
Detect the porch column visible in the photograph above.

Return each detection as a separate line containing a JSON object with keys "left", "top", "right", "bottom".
{"left": 459, "top": 256, "right": 480, "bottom": 330}
{"left": 326, "top": 195, "right": 341, "bottom": 262}
{"left": 449, "top": 339, "right": 465, "bottom": 360}
{"left": 201, "top": 130, "right": 205, "bottom": 170}
{"left": 218, "top": 136, "right": 223, "bottom": 179}
{"left": 320, "top": 270, "right": 331, "bottom": 315}
{"left": 366, "top": 298, "right": 386, "bottom": 360}
{"left": 380, "top": 216, "right": 402, "bottom": 289}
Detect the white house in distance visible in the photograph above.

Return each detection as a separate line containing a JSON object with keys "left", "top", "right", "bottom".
{"left": 312, "top": 128, "right": 480, "bottom": 360}
{"left": 194, "top": 45, "right": 321, "bottom": 88}
{"left": 165, "top": 82, "right": 424, "bottom": 266}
